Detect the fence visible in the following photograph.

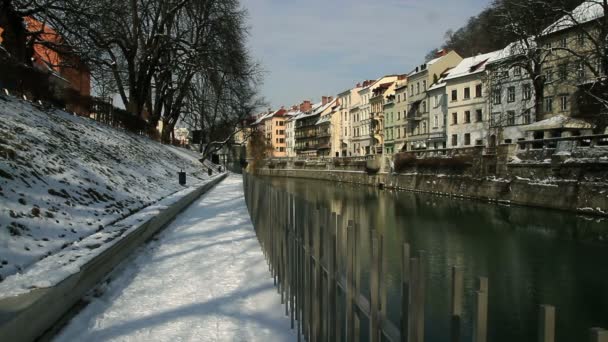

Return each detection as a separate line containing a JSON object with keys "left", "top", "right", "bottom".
{"left": 243, "top": 173, "right": 608, "bottom": 342}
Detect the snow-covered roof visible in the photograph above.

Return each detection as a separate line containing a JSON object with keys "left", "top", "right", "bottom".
{"left": 525, "top": 114, "right": 595, "bottom": 131}
{"left": 543, "top": 1, "right": 604, "bottom": 36}
{"left": 488, "top": 39, "right": 537, "bottom": 64}
{"left": 315, "top": 114, "right": 332, "bottom": 125}
{"left": 444, "top": 51, "right": 502, "bottom": 81}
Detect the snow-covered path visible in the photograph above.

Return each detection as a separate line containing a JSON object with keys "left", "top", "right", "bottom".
{"left": 54, "top": 175, "right": 296, "bottom": 342}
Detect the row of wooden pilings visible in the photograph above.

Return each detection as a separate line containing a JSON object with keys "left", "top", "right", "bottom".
{"left": 243, "top": 174, "right": 608, "bottom": 342}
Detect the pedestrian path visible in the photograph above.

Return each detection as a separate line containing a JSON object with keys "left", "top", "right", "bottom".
{"left": 54, "top": 174, "right": 296, "bottom": 341}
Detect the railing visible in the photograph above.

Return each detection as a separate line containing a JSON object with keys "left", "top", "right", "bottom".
{"left": 243, "top": 174, "right": 608, "bottom": 342}
{"left": 517, "top": 134, "right": 608, "bottom": 151}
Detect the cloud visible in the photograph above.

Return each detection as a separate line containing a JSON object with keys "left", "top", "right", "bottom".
{"left": 241, "top": 0, "right": 492, "bottom": 108}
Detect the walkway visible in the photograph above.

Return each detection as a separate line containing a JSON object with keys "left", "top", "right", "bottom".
{"left": 54, "top": 175, "right": 296, "bottom": 341}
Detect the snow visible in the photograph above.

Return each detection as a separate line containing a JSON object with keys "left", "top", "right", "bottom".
{"left": 543, "top": 1, "right": 604, "bottom": 36}
{"left": 444, "top": 50, "right": 502, "bottom": 81}
{"left": 0, "top": 94, "right": 216, "bottom": 282}
{"left": 53, "top": 175, "right": 296, "bottom": 342}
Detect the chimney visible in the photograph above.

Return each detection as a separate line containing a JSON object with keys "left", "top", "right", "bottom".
{"left": 356, "top": 82, "right": 361, "bottom": 87}
{"left": 322, "top": 96, "right": 333, "bottom": 106}
{"left": 300, "top": 100, "right": 312, "bottom": 113}
{"left": 435, "top": 48, "right": 448, "bottom": 57}
{"left": 292, "top": 105, "right": 298, "bottom": 111}
{"left": 398, "top": 74, "right": 407, "bottom": 81}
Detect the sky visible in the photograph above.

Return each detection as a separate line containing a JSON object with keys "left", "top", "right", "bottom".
{"left": 240, "top": 0, "right": 493, "bottom": 109}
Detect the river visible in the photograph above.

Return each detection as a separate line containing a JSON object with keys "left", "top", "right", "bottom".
{"left": 249, "top": 175, "right": 608, "bottom": 342}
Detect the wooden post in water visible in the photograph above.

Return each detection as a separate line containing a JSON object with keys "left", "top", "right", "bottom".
{"left": 400, "top": 243, "right": 410, "bottom": 342}
{"left": 354, "top": 222, "right": 361, "bottom": 342}
{"left": 335, "top": 214, "right": 343, "bottom": 342}
{"left": 473, "top": 277, "right": 488, "bottom": 342}
{"left": 450, "top": 266, "right": 464, "bottom": 342}
{"left": 590, "top": 328, "right": 608, "bottom": 342}
{"left": 328, "top": 213, "right": 337, "bottom": 342}
{"left": 346, "top": 220, "right": 355, "bottom": 342}
{"left": 370, "top": 230, "right": 380, "bottom": 342}
{"left": 408, "top": 257, "right": 419, "bottom": 342}
{"left": 380, "top": 234, "right": 387, "bottom": 334}
{"left": 538, "top": 305, "right": 555, "bottom": 342}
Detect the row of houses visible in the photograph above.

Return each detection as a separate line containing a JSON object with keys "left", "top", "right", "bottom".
{"left": 249, "top": 1, "right": 607, "bottom": 159}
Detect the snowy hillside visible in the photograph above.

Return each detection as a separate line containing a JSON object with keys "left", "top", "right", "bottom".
{"left": 0, "top": 94, "right": 214, "bottom": 282}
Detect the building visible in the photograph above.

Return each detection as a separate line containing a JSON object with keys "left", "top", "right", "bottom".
{"left": 486, "top": 42, "right": 538, "bottom": 146}
{"left": 383, "top": 96, "right": 396, "bottom": 154}
{"left": 336, "top": 84, "right": 363, "bottom": 157}
{"left": 370, "top": 79, "right": 400, "bottom": 154}
{"left": 0, "top": 17, "right": 91, "bottom": 114}
{"left": 285, "top": 106, "right": 302, "bottom": 157}
{"left": 353, "top": 76, "right": 399, "bottom": 156}
{"left": 316, "top": 96, "right": 337, "bottom": 156}
{"left": 406, "top": 50, "right": 463, "bottom": 151}
{"left": 426, "top": 72, "right": 450, "bottom": 150}
{"left": 536, "top": 1, "right": 604, "bottom": 134}
{"left": 443, "top": 51, "right": 499, "bottom": 149}
{"left": 393, "top": 78, "right": 409, "bottom": 151}
{"left": 294, "top": 100, "right": 328, "bottom": 157}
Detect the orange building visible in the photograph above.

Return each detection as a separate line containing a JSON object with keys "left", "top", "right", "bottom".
{"left": 0, "top": 17, "right": 91, "bottom": 113}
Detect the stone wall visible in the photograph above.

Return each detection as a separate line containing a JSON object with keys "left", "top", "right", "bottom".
{"left": 254, "top": 168, "right": 608, "bottom": 217}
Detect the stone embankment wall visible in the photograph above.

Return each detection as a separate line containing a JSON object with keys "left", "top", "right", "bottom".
{"left": 254, "top": 168, "right": 608, "bottom": 217}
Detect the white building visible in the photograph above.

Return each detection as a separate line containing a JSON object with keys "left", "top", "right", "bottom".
{"left": 445, "top": 51, "right": 500, "bottom": 148}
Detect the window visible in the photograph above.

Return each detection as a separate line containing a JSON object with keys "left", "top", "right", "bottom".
{"left": 545, "top": 68, "right": 553, "bottom": 83}
{"left": 422, "top": 101, "right": 426, "bottom": 113}
{"left": 560, "top": 36, "right": 567, "bottom": 48}
{"left": 523, "top": 109, "right": 531, "bottom": 125}
{"left": 577, "top": 32, "right": 585, "bottom": 47}
{"left": 423, "top": 80, "right": 427, "bottom": 91}
{"left": 452, "top": 134, "right": 458, "bottom": 146}
{"left": 434, "top": 115, "right": 439, "bottom": 128}
{"left": 577, "top": 61, "right": 586, "bottom": 80}
{"left": 476, "top": 109, "right": 483, "bottom": 122}
{"left": 523, "top": 84, "right": 532, "bottom": 101}
{"left": 558, "top": 63, "right": 568, "bottom": 80}
{"left": 416, "top": 83, "right": 420, "bottom": 94}
{"left": 452, "top": 112, "right": 458, "bottom": 125}
{"left": 507, "top": 87, "right": 516, "bottom": 103}
{"left": 464, "top": 133, "right": 471, "bottom": 146}
{"left": 491, "top": 112, "right": 500, "bottom": 126}
{"left": 545, "top": 41, "right": 552, "bottom": 49}
{"left": 475, "top": 139, "right": 483, "bottom": 146}
{"left": 492, "top": 88, "right": 502, "bottom": 105}
{"left": 465, "top": 111, "right": 471, "bottom": 123}
{"left": 507, "top": 111, "right": 515, "bottom": 125}
{"left": 514, "top": 66, "right": 522, "bottom": 76}
{"left": 397, "top": 94, "right": 400, "bottom": 103}
{"left": 544, "top": 97, "right": 553, "bottom": 113}
{"left": 451, "top": 89, "right": 458, "bottom": 101}
{"left": 560, "top": 95, "right": 569, "bottom": 111}
{"left": 410, "top": 85, "right": 414, "bottom": 96}
{"left": 434, "top": 95, "right": 439, "bottom": 108}
{"left": 397, "top": 111, "right": 400, "bottom": 120}
{"left": 464, "top": 87, "right": 471, "bottom": 99}
{"left": 475, "top": 84, "right": 482, "bottom": 98}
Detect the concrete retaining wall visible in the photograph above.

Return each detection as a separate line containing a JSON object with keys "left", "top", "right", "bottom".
{"left": 255, "top": 169, "right": 608, "bottom": 217}
{"left": 0, "top": 174, "right": 227, "bottom": 342}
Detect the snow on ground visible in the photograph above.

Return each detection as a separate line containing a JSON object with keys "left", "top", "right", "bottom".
{"left": 54, "top": 175, "right": 296, "bottom": 342}
{"left": 0, "top": 94, "right": 217, "bottom": 282}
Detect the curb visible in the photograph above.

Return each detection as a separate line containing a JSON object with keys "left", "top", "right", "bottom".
{"left": 0, "top": 173, "right": 228, "bottom": 342}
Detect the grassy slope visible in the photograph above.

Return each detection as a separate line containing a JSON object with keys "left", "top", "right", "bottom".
{"left": 0, "top": 94, "right": 211, "bottom": 281}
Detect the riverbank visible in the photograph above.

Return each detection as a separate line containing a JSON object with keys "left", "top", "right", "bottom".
{"left": 254, "top": 168, "right": 608, "bottom": 217}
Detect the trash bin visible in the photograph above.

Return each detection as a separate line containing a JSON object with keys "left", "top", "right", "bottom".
{"left": 178, "top": 171, "right": 186, "bottom": 185}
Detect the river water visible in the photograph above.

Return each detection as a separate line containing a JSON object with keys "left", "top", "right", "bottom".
{"left": 253, "top": 175, "right": 608, "bottom": 342}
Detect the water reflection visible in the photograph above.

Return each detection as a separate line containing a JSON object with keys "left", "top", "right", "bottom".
{"left": 259, "top": 175, "right": 608, "bottom": 342}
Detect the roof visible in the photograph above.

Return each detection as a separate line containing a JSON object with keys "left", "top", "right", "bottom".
{"left": 315, "top": 115, "right": 332, "bottom": 125}
{"left": 543, "top": 1, "right": 604, "bottom": 36}
{"left": 487, "top": 39, "right": 537, "bottom": 65}
{"left": 525, "top": 114, "right": 595, "bottom": 131}
{"left": 444, "top": 51, "right": 501, "bottom": 81}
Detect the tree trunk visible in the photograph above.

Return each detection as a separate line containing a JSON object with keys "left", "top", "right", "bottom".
{"left": 0, "top": 0, "right": 30, "bottom": 65}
